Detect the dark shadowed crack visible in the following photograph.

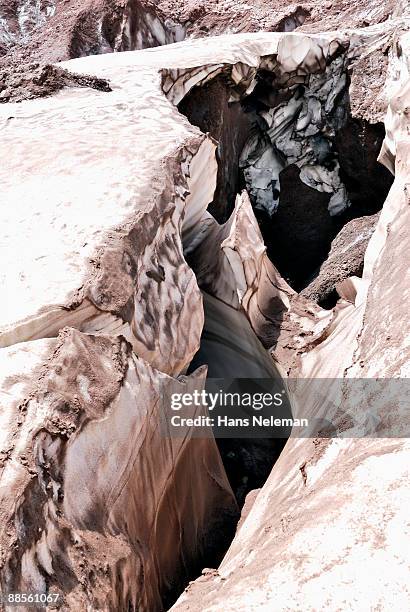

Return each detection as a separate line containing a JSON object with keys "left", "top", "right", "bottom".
{"left": 178, "top": 57, "right": 393, "bottom": 296}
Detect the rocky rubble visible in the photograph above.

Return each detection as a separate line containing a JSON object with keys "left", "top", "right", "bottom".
{"left": 301, "top": 212, "right": 380, "bottom": 306}
{"left": 0, "top": 62, "right": 112, "bottom": 102}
